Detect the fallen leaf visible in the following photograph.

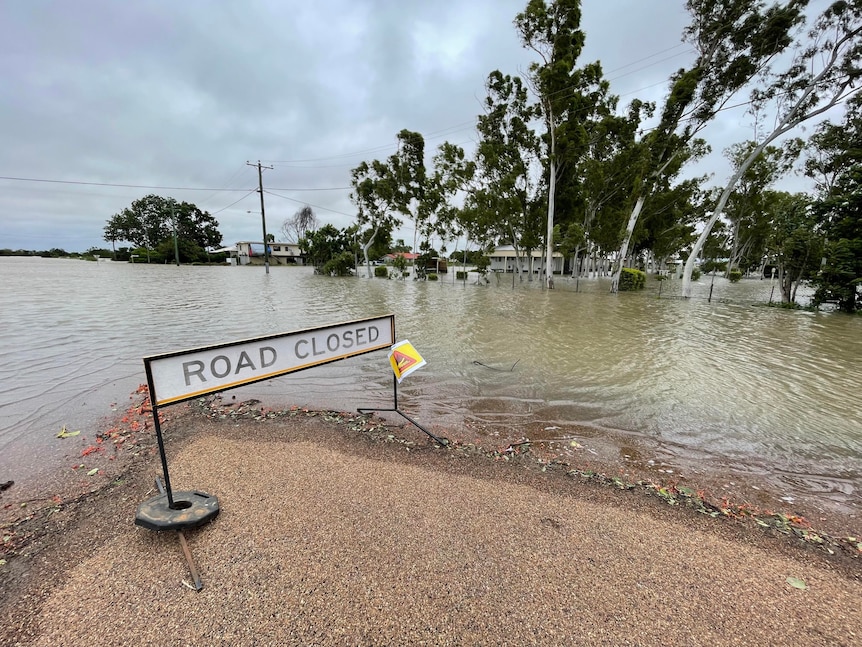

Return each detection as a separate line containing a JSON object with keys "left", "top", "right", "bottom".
{"left": 86, "top": 468, "right": 99, "bottom": 476}
{"left": 786, "top": 576, "right": 807, "bottom": 590}
{"left": 56, "top": 426, "right": 81, "bottom": 439}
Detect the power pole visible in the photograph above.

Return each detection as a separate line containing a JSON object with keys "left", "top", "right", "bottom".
{"left": 247, "top": 160, "right": 274, "bottom": 274}
{"left": 171, "top": 201, "right": 180, "bottom": 266}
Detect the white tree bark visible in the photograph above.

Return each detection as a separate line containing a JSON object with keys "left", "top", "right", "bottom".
{"left": 610, "top": 195, "right": 645, "bottom": 293}
{"left": 545, "top": 102, "right": 556, "bottom": 290}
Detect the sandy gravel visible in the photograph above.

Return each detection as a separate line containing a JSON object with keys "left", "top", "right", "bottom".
{"left": 1, "top": 406, "right": 860, "bottom": 646}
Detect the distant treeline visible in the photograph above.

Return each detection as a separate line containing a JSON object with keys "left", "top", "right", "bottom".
{"left": 0, "top": 248, "right": 110, "bottom": 259}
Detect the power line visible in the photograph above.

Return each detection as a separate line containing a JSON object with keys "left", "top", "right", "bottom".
{"left": 263, "top": 189, "right": 355, "bottom": 218}
{"left": 268, "top": 185, "right": 351, "bottom": 191}
{"left": 0, "top": 174, "right": 352, "bottom": 193}
{"left": 0, "top": 175, "right": 251, "bottom": 192}
{"left": 210, "top": 190, "right": 257, "bottom": 215}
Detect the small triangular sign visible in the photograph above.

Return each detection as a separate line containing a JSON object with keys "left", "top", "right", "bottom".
{"left": 388, "top": 340, "right": 426, "bottom": 383}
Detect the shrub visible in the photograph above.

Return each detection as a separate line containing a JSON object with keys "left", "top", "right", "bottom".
{"left": 427, "top": 273, "right": 438, "bottom": 281}
{"left": 728, "top": 269, "right": 743, "bottom": 283}
{"left": 619, "top": 267, "right": 646, "bottom": 291}
{"left": 691, "top": 268, "right": 702, "bottom": 281}
{"left": 456, "top": 271, "right": 468, "bottom": 281}
{"left": 374, "top": 265, "right": 388, "bottom": 278}
{"left": 321, "top": 251, "right": 355, "bottom": 276}
{"left": 700, "top": 260, "right": 726, "bottom": 274}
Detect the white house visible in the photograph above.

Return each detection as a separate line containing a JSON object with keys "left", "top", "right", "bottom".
{"left": 235, "top": 242, "right": 304, "bottom": 266}
{"left": 488, "top": 245, "right": 564, "bottom": 274}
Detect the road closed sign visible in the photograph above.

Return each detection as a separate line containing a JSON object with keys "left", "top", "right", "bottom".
{"left": 144, "top": 315, "right": 395, "bottom": 406}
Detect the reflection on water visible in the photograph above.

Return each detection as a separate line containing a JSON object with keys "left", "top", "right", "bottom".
{"left": 1, "top": 257, "right": 860, "bottom": 515}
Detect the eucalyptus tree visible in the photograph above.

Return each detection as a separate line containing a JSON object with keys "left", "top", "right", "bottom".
{"left": 765, "top": 192, "right": 822, "bottom": 304}
{"left": 471, "top": 70, "right": 543, "bottom": 277}
{"left": 514, "top": 0, "right": 588, "bottom": 288}
{"left": 682, "top": 0, "right": 862, "bottom": 296}
{"left": 350, "top": 158, "right": 399, "bottom": 277}
{"left": 613, "top": 0, "right": 806, "bottom": 293}
{"left": 391, "top": 129, "right": 427, "bottom": 254}
{"left": 634, "top": 177, "right": 703, "bottom": 273}
{"left": 721, "top": 140, "right": 800, "bottom": 275}
{"left": 420, "top": 141, "right": 475, "bottom": 254}
{"left": 573, "top": 99, "right": 654, "bottom": 277}
{"left": 808, "top": 94, "right": 862, "bottom": 312}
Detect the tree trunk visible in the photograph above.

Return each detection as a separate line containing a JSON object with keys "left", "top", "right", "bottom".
{"left": 611, "top": 195, "right": 645, "bottom": 293}
{"left": 682, "top": 138, "right": 774, "bottom": 297}
{"left": 362, "top": 226, "right": 379, "bottom": 278}
{"left": 545, "top": 103, "right": 556, "bottom": 290}
{"left": 726, "top": 220, "right": 741, "bottom": 277}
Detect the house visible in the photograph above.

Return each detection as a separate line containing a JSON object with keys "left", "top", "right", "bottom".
{"left": 235, "top": 242, "right": 304, "bottom": 266}
{"left": 383, "top": 252, "right": 420, "bottom": 264}
{"left": 488, "top": 245, "right": 564, "bottom": 274}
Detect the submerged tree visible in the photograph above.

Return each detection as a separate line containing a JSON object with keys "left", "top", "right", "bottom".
{"left": 468, "top": 70, "right": 542, "bottom": 278}
{"left": 104, "top": 195, "right": 222, "bottom": 263}
{"left": 515, "top": 0, "right": 587, "bottom": 288}
{"left": 682, "top": 0, "right": 862, "bottom": 296}
{"left": 766, "top": 192, "right": 822, "bottom": 304}
{"left": 613, "top": 0, "right": 806, "bottom": 293}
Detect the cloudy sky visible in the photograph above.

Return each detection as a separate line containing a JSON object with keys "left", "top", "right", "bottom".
{"left": 0, "top": 0, "right": 835, "bottom": 252}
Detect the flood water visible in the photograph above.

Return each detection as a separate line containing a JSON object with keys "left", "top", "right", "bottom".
{"left": 1, "top": 257, "right": 860, "bottom": 519}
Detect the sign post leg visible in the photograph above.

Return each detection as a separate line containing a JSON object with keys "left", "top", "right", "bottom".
{"left": 358, "top": 375, "right": 448, "bottom": 445}
{"left": 152, "top": 404, "right": 175, "bottom": 508}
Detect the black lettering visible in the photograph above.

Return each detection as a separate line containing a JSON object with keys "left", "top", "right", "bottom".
{"left": 295, "top": 339, "right": 309, "bottom": 359}
{"left": 326, "top": 334, "right": 340, "bottom": 352}
{"left": 211, "top": 355, "right": 231, "bottom": 378}
{"left": 260, "top": 346, "right": 277, "bottom": 367}
{"left": 369, "top": 326, "right": 379, "bottom": 343}
{"left": 311, "top": 337, "right": 326, "bottom": 356}
{"left": 356, "top": 327, "right": 366, "bottom": 345}
{"left": 235, "top": 351, "right": 256, "bottom": 374}
{"left": 342, "top": 330, "right": 354, "bottom": 349}
{"left": 182, "top": 360, "right": 206, "bottom": 386}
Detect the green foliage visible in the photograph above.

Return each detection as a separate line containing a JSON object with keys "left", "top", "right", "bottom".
{"left": 691, "top": 267, "right": 702, "bottom": 282}
{"left": 468, "top": 70, "right": 542, "bottom": 251}
{"left": 809, "top": 98, "right": 862, "bottom": 313}
{"left": 474, "top": 254, "right": 491, "bottom": 277}
{"left": 699, "top": 259, "right": 726, "bottom": 274}
{"left": 300, "top": 224, "right": 351, "bottom": 273}
{"left": 427, "top": 273, "right": 438, "bottom": 281}
{"left": 374, "top": 265, "right": 388, "bottom": 278}
{"left": 618, "top": 267, "right": 646, "bottom": 291}
{"left": 815, "top": 239, "right": 862, "bottom": 313}
{"left": 728, "top": 269, "right": 743, "bottom": 283}
{"left": 391, "top": 254, "right": 409, "bottom": 274}
{"left": 104, "top": 195, "right": 222, "bottom": 263}
{"left": 320, "top": 251, "right": 355, "bottom": 277}
{"left": 456, "top": 271, "right": 468, "bottom": 281}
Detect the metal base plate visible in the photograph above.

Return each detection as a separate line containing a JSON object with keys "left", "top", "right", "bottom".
{"left": 134, "top": 490, "right": 220, "bottom": 531}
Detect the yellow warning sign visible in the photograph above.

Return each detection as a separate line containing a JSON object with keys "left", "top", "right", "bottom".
{"left": 388, "top": 340, "right": 426, "bottom": 383}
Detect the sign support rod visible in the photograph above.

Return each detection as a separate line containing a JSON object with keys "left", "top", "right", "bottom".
{"left": 358, "top": 374, "right": 448, "bottom": 445}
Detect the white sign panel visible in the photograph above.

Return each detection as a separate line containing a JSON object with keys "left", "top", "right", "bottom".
{"left": 144, "top": 315, "right": 395, "bottom": 406}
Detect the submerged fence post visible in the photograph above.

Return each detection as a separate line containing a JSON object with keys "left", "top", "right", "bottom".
{"left": 708, "top": 269, "right": 716, "bottom": 303}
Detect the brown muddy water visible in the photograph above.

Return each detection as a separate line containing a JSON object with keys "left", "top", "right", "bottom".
{"left": 1, "top": 257, "right": 860, "bottom": 520}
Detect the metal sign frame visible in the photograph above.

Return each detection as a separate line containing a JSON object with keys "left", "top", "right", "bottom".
{"left": 140, "top": 314, "right": 395, "bottom": 508}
